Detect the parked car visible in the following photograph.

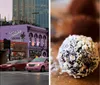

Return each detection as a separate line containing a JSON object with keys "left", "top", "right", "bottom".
{"left": 26, "top": 57, "right": 49, "bottom": 72}
{"left": 0, "top": 59, "right": 28, "bottom": 71}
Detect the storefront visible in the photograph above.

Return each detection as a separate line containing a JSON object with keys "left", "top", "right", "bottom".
{"left": 0, "top": 40, "right": 28, "bottom": 60}
{"left": 10, "top": 41, "right": 28, "bottom": 60}
{"left": 0, "top": 24, "right": 48, "bottom": 59}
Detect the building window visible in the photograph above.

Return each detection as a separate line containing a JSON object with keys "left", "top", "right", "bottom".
{"left": 29, "top": 33, "right": 33, "bottom": 46}
{"left": 34, "top": 33, "right": 38, "bottom": 46}
{"left": 39, "top": 35, "right": 42, "bottom": 47}
{"left": 43, "top": 35, "right": 46, "bottom": 47}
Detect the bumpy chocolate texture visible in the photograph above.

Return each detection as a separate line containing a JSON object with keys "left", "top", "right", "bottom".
{"left": 57, "top": 35, "right": 99, "bottom": 78}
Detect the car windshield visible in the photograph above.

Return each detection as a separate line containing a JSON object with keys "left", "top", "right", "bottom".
{"left": 7, "top": 60, "right": 18, "bottom": 64}
{"left": 32, "top": 58, "right": 46, "bottom": 62}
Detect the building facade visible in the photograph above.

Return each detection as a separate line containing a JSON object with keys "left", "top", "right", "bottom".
{"left": 0, "top": 24, "right": 48, "bottom": 60}
{"left": 13, "top": 0, "right": 49, "bottom": 28}
{"left": 0, "top": 40, "right": 28, "bottom": 60}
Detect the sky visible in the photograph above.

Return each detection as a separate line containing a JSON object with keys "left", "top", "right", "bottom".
{"left": 0, "top": 0, "right": 70, "bottom": 21}
{"left": 0, "top": 0, "right": 12, "bottom": 21}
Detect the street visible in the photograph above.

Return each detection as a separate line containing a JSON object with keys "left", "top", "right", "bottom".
{"left": 0, "top": 71, "right": 49, "bottom": 85}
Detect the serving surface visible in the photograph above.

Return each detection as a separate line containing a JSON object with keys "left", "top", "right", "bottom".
{"left": 51, "top": 41, "right": 99, "bottom": 85}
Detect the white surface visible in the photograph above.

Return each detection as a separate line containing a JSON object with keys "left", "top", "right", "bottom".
{"left": 0, "top": 0, "right": 12, "bottom": 21}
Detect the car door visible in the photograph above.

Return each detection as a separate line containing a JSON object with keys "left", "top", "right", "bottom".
{"left": 14, "top": 60, "right": 22, "bottom": 70}
{"left": 20, "top": 60, "right": 28, "bottom": 69}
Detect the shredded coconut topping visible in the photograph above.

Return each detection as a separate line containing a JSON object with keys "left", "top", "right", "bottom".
{"left": 57, "top": 35, "right": 99, "bottom": 78}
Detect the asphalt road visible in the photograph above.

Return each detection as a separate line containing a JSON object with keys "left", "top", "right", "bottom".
{"left": 0, "top": 71, "right": 49, "bottom": 85}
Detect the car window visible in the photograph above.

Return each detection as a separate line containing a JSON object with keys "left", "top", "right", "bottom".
{"left": 32, "top": 58, "right": 46, "bottom": 62}
{"left": 7, "top": 60, "right": 18, "bottom": 64}
{"left": 21, "top": 60, "right": 28, "bottom": 63}
{"left": 16, "top": 61, "right": 22, "bottom": 64}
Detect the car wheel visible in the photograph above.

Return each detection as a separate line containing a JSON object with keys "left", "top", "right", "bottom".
{"left": 40, "top": 66, "right": 45, "bottom": 72}
{"left": 12, "top": 67, "right": 16, "bottom": 71}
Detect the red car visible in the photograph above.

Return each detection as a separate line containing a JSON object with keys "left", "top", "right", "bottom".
{"left": 0, "top": 59, "right": 28, "bottom": 71}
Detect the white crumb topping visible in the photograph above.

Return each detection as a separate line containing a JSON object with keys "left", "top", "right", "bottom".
{"left": 51, "top": 56, "right": 60, "bottom": 72}
{"left": 57, "top": 35, "right": 99, "bottom": 78}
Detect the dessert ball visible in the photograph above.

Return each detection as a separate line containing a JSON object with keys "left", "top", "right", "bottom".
{"left": 57, "top": 35, "right": 99, "bottom": 78}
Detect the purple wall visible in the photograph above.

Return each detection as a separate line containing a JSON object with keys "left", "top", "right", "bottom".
{"left": 0, "top": 24, "right": 47, "bottom": 43}
{"left": 0, "top": 25, "right": 29, "bottom": 42}
{"left": 0, "top": 24, "right": 48, "bottom": 57}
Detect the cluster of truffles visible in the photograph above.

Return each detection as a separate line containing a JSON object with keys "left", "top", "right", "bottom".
{"left": 57, "top": 35, "right": 99, "bottom": 78}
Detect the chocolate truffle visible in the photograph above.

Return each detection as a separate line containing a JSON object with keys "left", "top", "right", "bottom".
{"left": 57, "top": 35, "right": 99, "bottom": 78}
